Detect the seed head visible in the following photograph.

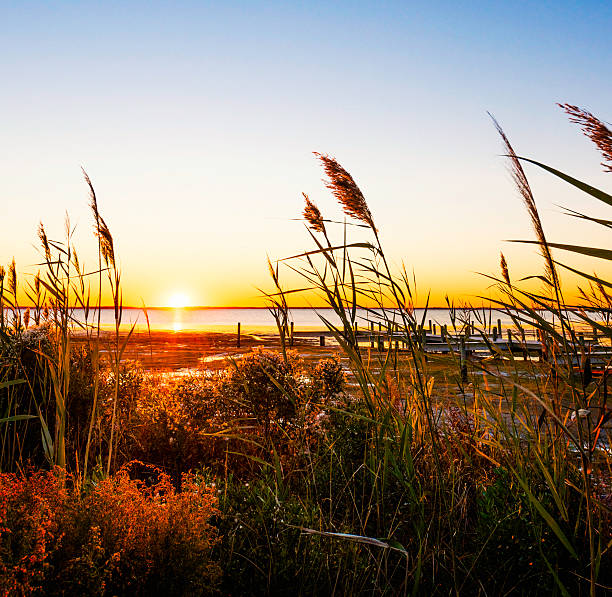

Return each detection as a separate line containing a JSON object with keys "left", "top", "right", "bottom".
{"left": 314, "top": 152, "right": 375, "bottom": 230}
{"left": 302, "top": 193, "right": 325, "bottom": 233}
{"left": 560, "top": 103, "right": 612, "bottom": 173}
{"left": 500, "top": 252, "right": 510, "bottom": 286}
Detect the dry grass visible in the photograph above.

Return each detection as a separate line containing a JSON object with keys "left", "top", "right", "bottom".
{"left": 561, "top": 103, "right": 612, "bottom": 172}
{"left": 314, "top": 152, "right": 376, "bottom": 230}
{"left": 302, "top": 192, "right": 325, "bottom": 233}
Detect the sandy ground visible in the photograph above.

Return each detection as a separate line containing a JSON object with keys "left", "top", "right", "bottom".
{"left": 73, "top": 329, "right": 342, "bottom": 371}
{"left": 70, "top": 329, "right": 612, "bottom": 438}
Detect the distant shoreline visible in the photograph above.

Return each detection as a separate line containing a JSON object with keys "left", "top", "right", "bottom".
{"left": 63, "top": 305, "right": 607, "bottom": 312}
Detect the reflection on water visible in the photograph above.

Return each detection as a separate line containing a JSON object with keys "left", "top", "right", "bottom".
{"left": 5, "top": 307, "right": 607, "bottom": 335}
{"left": 172, "top": 308, "right": 183, "bottom": 332}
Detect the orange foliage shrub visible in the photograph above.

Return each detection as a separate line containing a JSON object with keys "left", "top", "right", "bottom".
{"left": 0, "top": 470, "right": 64, "bottom": 596}
{"left": 0, "top": 465, "right": 220, "bottom": 596}
{"left": 63, "top": 463, "right": 220, "bottom": 596}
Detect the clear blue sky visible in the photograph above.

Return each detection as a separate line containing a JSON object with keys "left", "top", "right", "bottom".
{"left": 1, "top": 1, "right": 611, "bottom": 305}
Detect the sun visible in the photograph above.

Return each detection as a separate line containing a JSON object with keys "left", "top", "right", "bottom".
{"left": 168, "top": 292, "right": 190, "bottom": 309}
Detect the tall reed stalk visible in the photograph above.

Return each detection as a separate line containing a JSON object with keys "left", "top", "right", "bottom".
{"left": 267, "top": 122, "right": 612, "bottom": 593}
{"left": 0, "top": 171, "right": 127, "bottom": 481}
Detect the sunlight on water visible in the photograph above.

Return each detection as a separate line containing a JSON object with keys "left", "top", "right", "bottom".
{"left": 172, "top": 309, "right": 184, "bottom": 332}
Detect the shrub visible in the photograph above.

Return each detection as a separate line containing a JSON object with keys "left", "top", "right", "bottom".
{"left": 125, "top": 351, "right": 345, "bottom": 480}
{"left": 311, "top": 357, "right": 345, "bottom": 400}
{"left": 59, "top": 464, "right": 220, "bottom": 596}
{"left": 96, "top": 360, "right": 146, "bottom": 468}
{"left": 0, "top": 466, "right": 221, "bottom": 596}
{"left": 66, "top": 345, "right": 96, "bottom": 461}
{"left": 0, "top": 325, "right": 55, "bottom": 469}
{"left": 127, "top": 374, "right": 223, "bottom": 480}
{"left": 0, "top": 470, "right": 64, "bottom": 596}
{"left": 221, "top": 349, "right": 305, "bottom": 433}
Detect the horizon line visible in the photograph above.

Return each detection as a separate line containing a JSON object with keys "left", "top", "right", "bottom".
{"left": 12, "top": 304, "right": 587, "bottom": 311}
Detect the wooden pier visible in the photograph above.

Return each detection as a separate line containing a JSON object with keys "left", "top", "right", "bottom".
{"left": 290, "top": 325, "right": 612, "bottom": 367}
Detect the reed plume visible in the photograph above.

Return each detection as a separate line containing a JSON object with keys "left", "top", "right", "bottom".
{"left": 97, "top": 217, "right": 114, "bottom": 267}
{"left": 560, "top": 103, "right": 612, "bottom": 173}
{"left": 8, "top": 259, "right": 17, "bottom": 298}
{"left": 302, "top": 192, "right": 325, "bottom": 233}
{"left": 83, "top": 168, "right": 99, "bottom": 221}
{"left": 33, "top": 271, "right": 42, "bottom": 325}
{"left": 96, "top": 215, "right": 114, "bottom": 267}
{"left": 500, "top": 252, "right": 510, "bottom": 286}
{"left": 490, "top": 114, "right": 559, "bottom": 288}
{"left": 38, "top": 223, "right": 51, "bottom": 263}
{"left": 314, "top": 152, "right": 375, "bottom": 230}
{"left": 83, "top": 168, "right": 115, "bottom": 267}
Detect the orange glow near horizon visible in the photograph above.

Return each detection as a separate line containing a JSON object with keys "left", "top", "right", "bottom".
{"left": 10, "top": 260, "right": 591, "bottom": 310}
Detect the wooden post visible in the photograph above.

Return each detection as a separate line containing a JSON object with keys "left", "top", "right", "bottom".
{"left": 493, "top": 327, "right": 498, "bottom": 341}
{"left": 370, "top": 322, "right": 375, "bottom": 348}
{"left": 507, "top": 329, "right": 512, "bottom": 351}
{"left": 497, "top": 319, "right": 502, "bottom": 337}
{"left": 433, "top": 323, "right": 437, "bottom": 335}
{"left": 319, "top": 335, "right": 325, "bottom": 347}
{"left": 460, "top": 338, "right": 468, "bottom": 383}
{"left": 290, "top": 321, "right": 294, "bottom": 347}
{"left": 428, "top": 320, "right": 432, "bottom": 333}
{"left": 539, "top": 329, "right": 547, "bottom": 362}
{"left": 237, "top": 322, "right": 241, "bottom": 348}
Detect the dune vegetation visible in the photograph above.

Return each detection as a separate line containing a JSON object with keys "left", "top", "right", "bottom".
{"left": 1, "top": 103, "right": 612, "bottom": 595}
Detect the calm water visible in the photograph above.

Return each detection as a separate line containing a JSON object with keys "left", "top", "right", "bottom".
{"left": 5, "top": 306, "right": 600, "bottom": 335}
{"left": 32, "top": 307, "right": 563, "bottom": 333}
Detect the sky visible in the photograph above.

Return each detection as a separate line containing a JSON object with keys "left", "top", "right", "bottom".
{"left": 1, "top": 0, "right": 611, "bottom": 307}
